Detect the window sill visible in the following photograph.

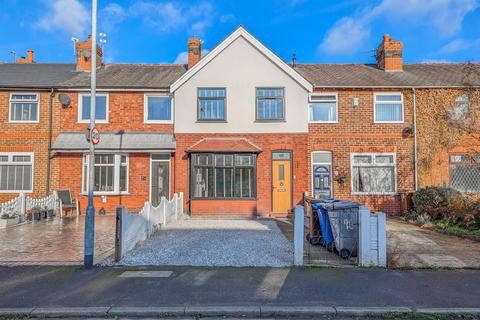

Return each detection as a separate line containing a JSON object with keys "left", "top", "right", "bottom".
{"left": 144, "top": 121, "right": 173, "bottom": 124}
{"left": 8, "top": 120, "right": 40, "bottom": 124}
{"left": 0, "top": 190, "right": 33, "bottom": 194}
{"left": 373, "top": 121, "right": 404, "bottom": 124}
{"left": 351, "top": 192, "right": 398, "bottom": 196}
{"left": 309, "top": 121, "right": 338, "bottom": 124}
{"left": 254, "top": 120, "right": 286, "bottom": 123}
{"left": 196, "top": 120, "right": 227, "bottom": 123}
{"left": 78, "top": 121, "right": 109, "bottom": 124}
{"left": 81, "top": 192, "right": 130, "bottom": 196}
{"left": 191, "top": 197, "right": 257, "bottom": 201}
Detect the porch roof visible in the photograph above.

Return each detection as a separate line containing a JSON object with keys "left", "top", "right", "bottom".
{"left": 52, "top": 131, "right": 176, "bottom": 153}
{"left": 186, "top": 138, "right": 262, "bottom": 153}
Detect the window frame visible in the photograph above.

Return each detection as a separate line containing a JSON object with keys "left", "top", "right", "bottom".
{"left": 0, "top": 152, "right": 34, "bottom": 193}
{"left": 143, "top": 93, "right": 173, "bottom": 124}
{"left": 449, "top": 153, "right": 480, "bottom": 193}
{"left": 350, "top": 152, "right": 397, "bottom": 195}
{"left": 196, "top": 87, "right": 227, "bottom": 122}
{"left": 78, "top": 93, "right": 109, "bottom": 124}
{"left": 190, "top": 152, "right": 257, "bottom": 200}
{"left": 81, "top": 153, "right": 129, "bottom": 195}
{"left": 9, "top": 92, "right": 40, "bottom": 123}
{"left": 255, "top": 87, "right": 286, "bottom": 122}
{"left": 308, "top": 92, "right": 338, "bottom": 123}
{"left": 373, "top": 92, "right": 404, "bottom": 124}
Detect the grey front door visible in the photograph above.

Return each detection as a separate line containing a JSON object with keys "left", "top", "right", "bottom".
{"left": 151, "top": 161, "right": 169, "bottom": 207}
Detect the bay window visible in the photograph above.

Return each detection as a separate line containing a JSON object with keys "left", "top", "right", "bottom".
{"left": 82, "top": 154, "right": 128, "bottom": 194}
{"left": 351, "top": 153, "right": 396, "bottom": 194}
{"left": 191, "top": 153, "right": 256, "bottom": 199}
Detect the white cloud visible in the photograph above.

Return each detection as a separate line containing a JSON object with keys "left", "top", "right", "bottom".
{"left": 319, "top": 0, "right": 479, "bottom": 55}
{"left": 131, "top": 0, "right": 214, "bottom": 35}
{"left": 220, "top": 14, "right": 235, "bottom": 24}
{"left": 174, "top": 49, "right": 210, "bottom": 64}
{"left": 36, "top": 0, "right": 90, "bottom": 37}
{"left": 99, "top": 3, "right": 127, "bottom": 33}
{"left": 439, "top": 38, "right": 480, "bottom": 54}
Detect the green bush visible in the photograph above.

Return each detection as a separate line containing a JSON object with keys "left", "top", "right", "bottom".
{"left": 410, "top": 187, "right": 480, "bottom": 230}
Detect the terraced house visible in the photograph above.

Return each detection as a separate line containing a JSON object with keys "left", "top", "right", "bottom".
{"left": 1, "top": 26, "right": 479, "bottom": 216}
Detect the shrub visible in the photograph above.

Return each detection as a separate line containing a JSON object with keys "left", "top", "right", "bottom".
{"left": 412, "top": 187, "right": 462, "bottom": 220}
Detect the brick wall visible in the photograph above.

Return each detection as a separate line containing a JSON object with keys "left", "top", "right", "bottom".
{"left": 175, "top": 133, "right": 308, "bottom": 216}
{"left": 0, "top": 90, "right": 61, "bottom": 202}
{"left": 308, "top": 88, "right": 415, "bottom": 214}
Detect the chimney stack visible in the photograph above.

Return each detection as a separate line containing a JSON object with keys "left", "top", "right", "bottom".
{"left": 15, "top": 50, "right": 35, "bottom": 63}
{"left": 188, "top": 36, "right": 202, "bottom": 69}
{"left": 75, "top": 35, "right": 103, "bottom": 72}
{"left": 376, "top": 34, "right": 403, "bottom": 72}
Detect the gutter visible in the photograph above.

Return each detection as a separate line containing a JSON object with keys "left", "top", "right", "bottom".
{"left": 412, "top": 88, "right": 418, "bottom": 191}
{"left": 46, "top": 88, "right": 55, "bottom": 196}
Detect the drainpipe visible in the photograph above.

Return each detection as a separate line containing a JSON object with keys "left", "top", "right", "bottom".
{"left": 46, "top": 88, "right": 55, "bottom": 196}
{"left": 412, "top": 87, "right": 418, "bottom": 191}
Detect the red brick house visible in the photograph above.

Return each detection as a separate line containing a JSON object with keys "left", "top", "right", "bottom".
{"left": 1, "top": 27, "right": 479, "bottom": 216}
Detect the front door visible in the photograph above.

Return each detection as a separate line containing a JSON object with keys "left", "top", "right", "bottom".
{"left": 272, "top": 151, "right": 292, "bottom": 213}
{"left": 151, "top": 155, "right": 170, "bottom": 207}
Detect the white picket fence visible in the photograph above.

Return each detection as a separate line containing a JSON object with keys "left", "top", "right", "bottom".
{"left": 116, "top": 192, "right": 183, "bottom": 260}
{"left": 0, "top": 192, "right": 58, "bottom": 221}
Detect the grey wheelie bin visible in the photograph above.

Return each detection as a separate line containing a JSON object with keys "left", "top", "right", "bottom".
{"left": 322, "top": 200, "right": 360, "bottom": 259}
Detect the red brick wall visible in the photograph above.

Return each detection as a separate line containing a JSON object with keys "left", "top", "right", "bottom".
{"left": 175, "top": 133, "right": 308, "bottom": 216}
{"left": 0, "top": 90, "right": 62, "bottom": 202}
{"left": 308, "top": 89, "right": 415, "bottom": 214}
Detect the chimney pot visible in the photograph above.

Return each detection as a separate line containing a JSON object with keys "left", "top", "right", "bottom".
{"left": 27, "top": 50, "right": 34, "bottom": 63}
{"left": 187, "top": 36, "right": 202, "bottom": 69}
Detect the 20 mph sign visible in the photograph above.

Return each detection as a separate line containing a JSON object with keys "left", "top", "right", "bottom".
{"left": 90, "top": 127, "right": 100, "bottom": 145}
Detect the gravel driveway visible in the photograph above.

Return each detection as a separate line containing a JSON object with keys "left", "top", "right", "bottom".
{"left": 118, "top": 217, "right": 293, "bottom": 267}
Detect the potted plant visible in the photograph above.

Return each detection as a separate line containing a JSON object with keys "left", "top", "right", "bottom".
{"left": 32, "top": 206, "right": 42, "bottom": 221}
{"left": 0, "top": 209, "right": 20, "bottom": 229}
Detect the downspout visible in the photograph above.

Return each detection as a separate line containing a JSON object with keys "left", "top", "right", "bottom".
{"left": 412, "top": 87, "right": 418, "bottom": 191}
{"left": 45, "top": 88, "right": 55, "bottom": 196}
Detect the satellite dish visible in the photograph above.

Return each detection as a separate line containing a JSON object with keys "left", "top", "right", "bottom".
{"left": 58, "top": 93, "right": 71, "bottom": 108}
{"left": 83, "top": 50, "right": 92, "bottom": 58}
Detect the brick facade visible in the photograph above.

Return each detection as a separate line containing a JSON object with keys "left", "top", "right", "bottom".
{"left": 308, "top": 89, "right": 416, "bottom": 214}
{"left": 0, "top": 90, "right": 62, "bottom": 202}
{"left": 175, "top": 133, "right": 308, "bottom": 216}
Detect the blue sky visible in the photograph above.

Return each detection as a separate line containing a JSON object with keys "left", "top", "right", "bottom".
{"left": 1, "top": 0, "right": 479, "bottom": 65}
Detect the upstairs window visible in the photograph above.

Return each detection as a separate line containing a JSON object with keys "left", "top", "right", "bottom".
{"left": 449, "top": 154, "right": 480, "bottom": 193}
{"left": 374, "top": 93, "right": 403, "bottom": 123}
{"left": 309, "top": 93, "right": 337, "bottom": 122}
{"left": 144, "top": 95, "right": 172, "bottom": 123}
{"left": 0, "top": 153, "right": 33, "bottom": 192}
{"left": 351, "top": 153, "right": 396, "bottom": 194}
{"left": 197, "top": 88, "right": 226, "bottom": 121}
{"left": 10, "top": 93, "right": 39, "bottom": 122}
{"left": 449, "top": 94, "right": 470, "bottom": 121}
{"left": 78, "top": 93, "right": 108, "bottom": 123}
{"left": 256, "top": 88, "right": 285, "bottom": 121}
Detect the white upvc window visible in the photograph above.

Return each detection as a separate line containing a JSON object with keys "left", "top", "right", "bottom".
{"left": 351, "top": 153, "right": 397, "bottom": 195}
{"left": 0, "top": 153, "right": 34, "bottom": 193}
{"left": 374, "top": 92, "right": 404, "bottom": 123}
{"left": 309, "top": 93, "right": 338, "bottom": 123}
{"left": 78, "top": 93, "right": 109, "bottom": 123}
{"left": 9, "top": 93, "right": 40, "bottom": 123}
{"left": 144, "top": 94, "right": 173, "bottom": 123}
{"left": 82, "top": 154, "right": 128, "bottom": 195}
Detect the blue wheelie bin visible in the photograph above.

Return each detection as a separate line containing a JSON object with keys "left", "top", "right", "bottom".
{"left": 311, "top": 202, "right": 334, "bottom": 247}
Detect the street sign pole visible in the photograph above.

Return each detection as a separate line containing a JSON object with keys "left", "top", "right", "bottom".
{"left": 84, "top": 0, "right": 97, "bottom": 269}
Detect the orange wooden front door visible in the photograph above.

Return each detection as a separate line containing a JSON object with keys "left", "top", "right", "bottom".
{"left": 272, "top": 159, "right": 292, "bottom": 213}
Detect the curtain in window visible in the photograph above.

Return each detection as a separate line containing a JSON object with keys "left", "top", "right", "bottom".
{"left": 310, "top": 102, "right": 336, "bottom": 121}
{"left": 352, "top": 166, "right": 395, "bottom": 193}
{"left": 375, "top": 103, "right": 402, "bottom": 122}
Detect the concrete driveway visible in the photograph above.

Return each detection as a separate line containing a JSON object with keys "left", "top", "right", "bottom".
{"left": 0, "top": 216, "right": 115, "bottom": 266}
{"left": 116, "top": 217, "right": 294, "bottom": 267}
{"left": 387, "top": 219, "right": 480, "bottom": 268}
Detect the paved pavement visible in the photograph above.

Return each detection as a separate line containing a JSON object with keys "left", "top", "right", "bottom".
{"left": 116, "top": 218, "right": 293, "bottom": 267}
{"left": 0, "top": 216, "right": 115, "bottom": 265}
{"left": 0, "top": 266, "right": 479, "bottom": 308}
{"left": 387, "top": 219, "right": 480, "bottom": 268}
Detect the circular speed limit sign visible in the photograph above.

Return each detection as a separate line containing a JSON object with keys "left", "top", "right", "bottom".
{"left": 90, "top": 127, "right": 100, "bottom": 145}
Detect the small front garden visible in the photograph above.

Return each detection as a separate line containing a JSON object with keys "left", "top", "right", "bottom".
{"left": 403, "top": 187, "right": 480, "bottom": 241}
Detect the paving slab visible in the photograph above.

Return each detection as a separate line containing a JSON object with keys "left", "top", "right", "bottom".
{"left": 109, "top": 306, "right": 186, "bottom": 317}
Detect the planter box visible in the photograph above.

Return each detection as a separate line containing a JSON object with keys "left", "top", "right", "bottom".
{"left": 0, "top": 217, "right": 19, "bottom": 229}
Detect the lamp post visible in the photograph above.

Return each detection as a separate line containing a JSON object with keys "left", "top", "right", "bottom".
{"left": 84, "top": 0, "right": 97, "bottom": 269}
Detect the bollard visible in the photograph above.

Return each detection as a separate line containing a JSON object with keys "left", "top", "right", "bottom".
{"left": 294, "top": 205, "right": 304, "bottom": 266}
{"left": 114, "top": 206, "right": 123, "bottom": 262}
